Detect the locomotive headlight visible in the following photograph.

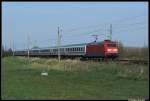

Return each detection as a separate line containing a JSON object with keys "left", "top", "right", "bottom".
{"left": 113, "top": 49, "right": 118, "bottom": 52}
{"left": 107, "top": 49, "right": 112, "bottom": 52}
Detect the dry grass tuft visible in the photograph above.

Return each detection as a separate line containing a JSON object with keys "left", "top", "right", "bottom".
{"left": 117, "top": 64, "right": 145, "bottom": 80}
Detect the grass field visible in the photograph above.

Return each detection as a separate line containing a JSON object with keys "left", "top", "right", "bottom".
{"left": 1, "top": 56, "right": 149, "bottom": 100}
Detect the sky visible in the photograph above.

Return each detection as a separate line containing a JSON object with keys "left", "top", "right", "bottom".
{"left": 2, "top": 2, "right": 148, "bottom": 50}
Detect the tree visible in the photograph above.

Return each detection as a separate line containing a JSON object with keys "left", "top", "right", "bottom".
{"left": 142, "top": 45, "right": 149, "bottom": 60}
{"left": 8, "top": 48, "right": 13, "bottom": 56}
{"left": 118, "top": 41, "right": 124, "bottom": 59}
{"left": 2, "top": 47, "right": 13, "bottom": 57}
{"left": 2, "top": 45, "right": 5, "bottom": 57}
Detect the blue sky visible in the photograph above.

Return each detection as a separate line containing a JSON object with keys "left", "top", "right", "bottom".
{"left": 2, "top": 2, "right": 148, "bottom": 50}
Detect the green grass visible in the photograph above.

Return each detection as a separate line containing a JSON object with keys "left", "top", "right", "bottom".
{"left": 1, "top": 56, "right": 149, "bottom": 100}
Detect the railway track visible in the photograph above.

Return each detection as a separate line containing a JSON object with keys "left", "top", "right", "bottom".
{"left": 81, "top": 58, "right": 149, "bottom": 65}
{"left": 116, "top": 59, "right": 149, "bottom": 65}
{"left": 16, "top": 55, "right": 149, "bottom": 65}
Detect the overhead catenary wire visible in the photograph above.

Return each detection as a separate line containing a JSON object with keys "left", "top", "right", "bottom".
{"left": 65, "top": 21, "right": 146, "bottom": 38}
{"left": 17, "top": 13, "right": 147, "bottom": 50}
{"left": 113, "top": 21, "right": 147, "bottom": 27}
{"left": 36, "top": 21, "right": 147, "bottom": 47}
{"left": 63, "top": 12, "right": 146, "bottom": 34}
{"left": 35, "top": 13, "right": 147, "bottom": 46}
{"left": 113, "top": 24, "right": 147, "bottom": 34}
{"left": 63, "top": 28, "right": 105, "bottom": 38}
{"left": 114, "top": 26, "right": 147, "bottom": 33}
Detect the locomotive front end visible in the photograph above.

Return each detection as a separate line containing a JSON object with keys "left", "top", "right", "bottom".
{"left": 104, "top": 40, "right": 119, "bottom": 59}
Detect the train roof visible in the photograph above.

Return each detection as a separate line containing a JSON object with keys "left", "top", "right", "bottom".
{"left": 16, "top": 40, "right": 116, "bottom": 51}
{"left": 36, "top": 40, "right": 113, "bottom": 50}
{"left": 38, "top": 43, "right": 88, "bottom": 49}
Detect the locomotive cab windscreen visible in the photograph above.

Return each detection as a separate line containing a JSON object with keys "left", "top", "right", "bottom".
{"left": 106, "top": 42, "right": 118, "bottom": 53}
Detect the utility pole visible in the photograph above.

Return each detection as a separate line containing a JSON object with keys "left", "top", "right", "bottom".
{"left": 10, "top": 40, "right": 11, "bottom": 50}
{"left": 117, "top": 40, "right": 119, "bottom": 48}
{"left": 110, "top": 24, "right": 112, "bottom": 40}
{"left": 27, "top": 34, "right": 30, "bottom": 60}
{"left": 13, "top": 41, "right": 15, "bottom": 56}
{"left": 57, "top": 27, "right": 61, "bottom": 62}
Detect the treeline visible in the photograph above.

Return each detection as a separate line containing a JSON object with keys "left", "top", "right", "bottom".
{"left": 118, "top": 42, "right": 149, "bottom": 60}
{"left": 2, "top": 46, "right": 13, "bottom": 57}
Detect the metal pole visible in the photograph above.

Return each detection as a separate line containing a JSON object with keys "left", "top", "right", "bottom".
{"left": 27, "top": 34, "right": 30, "bottom": 60}
{"left": 110, "top": 24, "right": 112, "bottom": 40}
{"left": 13, "top": 41, "right": 14, "bottom": 56}
{"left": 58, "top": 27, "right": 60, "bottom": 62}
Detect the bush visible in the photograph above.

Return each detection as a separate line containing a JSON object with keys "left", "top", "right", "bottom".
{"left": 2, "top": 47, "right": 13, "bottom": 57}
{"left": 117, "top": 42, "right": 149, "bottom": 60}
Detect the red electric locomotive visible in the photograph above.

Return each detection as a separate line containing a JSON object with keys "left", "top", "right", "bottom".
{"left": 85, "top": 40, "right": 119, "bottom": 59}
